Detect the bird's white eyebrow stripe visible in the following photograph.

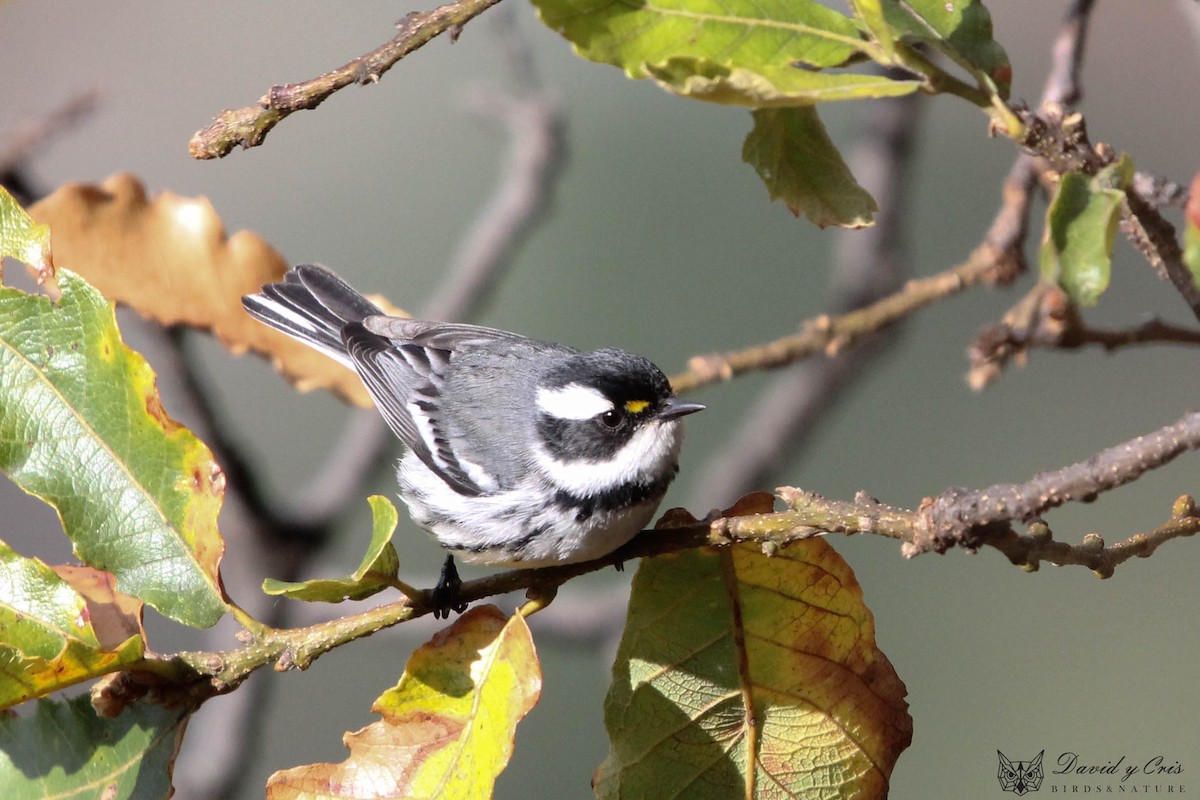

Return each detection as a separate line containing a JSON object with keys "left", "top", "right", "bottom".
{"left": 536, "top": 383, "right": 613, "bottom": 420}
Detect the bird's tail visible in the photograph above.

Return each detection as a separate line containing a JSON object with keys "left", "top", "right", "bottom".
{"left": 242, "top": 264, "right": 382, "bottom": 366}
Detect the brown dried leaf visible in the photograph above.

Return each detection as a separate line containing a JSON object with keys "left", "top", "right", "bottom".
{"left": 52, "top": 566, "right": 145, "bottom": 652}
{"left": 28, "top": 173, "right": 405, "bottom": 406}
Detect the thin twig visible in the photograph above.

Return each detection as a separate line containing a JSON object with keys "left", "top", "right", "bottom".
{"left": 0, "top": 89, "right": 100, "bottom": 172}
{"left": 188, "top": 0, "right": 504, "bottom": 159}
{"left": 424, "top": 9, "right": 565, "bottom": 322}
{"left": 670, "top": 247, "right": 999, "bottom": 395}
{"left": 1133, "top": 170, "right": 1189, "bottom": 210}
{"left": 1120, "top": 189, "right": 1200, "bottom": 320}
{"left": 768, "top": 487, "right": 1200, "bottom": 579}
{"left": 1044, "top": 0, "right": 1093, "bottom": 107}
{"left": 969, "top": 281, "right": 1200, "bottom": 388}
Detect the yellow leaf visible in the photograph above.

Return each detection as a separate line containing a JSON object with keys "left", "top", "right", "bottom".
{"left": 0, "top": 186, "right": 52, "bottom": 282}
{"left": 267, "top": 605, "right": 541, "bottom": 800}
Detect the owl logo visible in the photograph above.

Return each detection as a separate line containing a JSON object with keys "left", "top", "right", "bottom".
{"left": 997, "top": 750, "right": 1044, "bottom": 795}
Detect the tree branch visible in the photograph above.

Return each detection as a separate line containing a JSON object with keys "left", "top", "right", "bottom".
{"left": 188, "top": 0, "right": 504, "bottom": 159}
{"left": 99, "top": 409, "right": 1200, "bottom": 715}
{"left": 968, "top": 281, "right": 1200, "bottom": 388}
{"left": 670, "top": 249, "right": 998, "bottom": 394}
{"left": 423, "top": 8, "right": 565, "bottom": 322}
{"left": 0, "top": 90, "right": 100, "bottom": 206}
{"left": 913, "top": 409, "right": 1200, "bottom": 553}
{"left": 1015, "top": 106, "right": 1200, "bottom": 323}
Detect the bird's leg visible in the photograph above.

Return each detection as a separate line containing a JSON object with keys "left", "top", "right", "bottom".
{"left": 432, "top": 554, "right": 469, "bottom": 619}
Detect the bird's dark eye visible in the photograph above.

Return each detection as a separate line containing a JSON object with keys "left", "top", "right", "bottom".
{"left": 600, "top": 409, "right": 624, "bottom": 429}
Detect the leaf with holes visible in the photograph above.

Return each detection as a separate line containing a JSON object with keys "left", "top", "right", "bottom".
{"left": 263, "top": 496, "right": 401, "bottom": 603}
{"left": 0, "top": 269, "right": 228, "bottom": 627}
{"left": 267, "top": 606, "right": 541, "bottom": 800}
{"left": 595, "top": 540, "right": 912, "bottom": 800}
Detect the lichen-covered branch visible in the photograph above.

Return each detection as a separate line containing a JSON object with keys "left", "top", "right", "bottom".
{"left": 188, "top": 0, "right": 503, "bottom": 159}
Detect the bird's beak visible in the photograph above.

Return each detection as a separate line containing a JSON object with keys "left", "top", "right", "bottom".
{"left": 657, "top": 397, "right": 705, "bottom": 421}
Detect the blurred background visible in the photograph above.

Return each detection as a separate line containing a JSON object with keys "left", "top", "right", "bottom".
{"left": 2, "top": 1, "right": 1199, "bottom": 797}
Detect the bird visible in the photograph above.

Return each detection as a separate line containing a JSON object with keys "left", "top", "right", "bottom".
{"left": 243, "top": 264, "right": 703, "bottom": 615}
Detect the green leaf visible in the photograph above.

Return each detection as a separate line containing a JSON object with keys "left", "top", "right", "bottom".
{"left": 0, "top": 694, "right": 189, "bottom": 800}
{"left": 0, "top": 542, "right": 146, "bottom": 709}
{"left": 596, "top": 541, "right": 912, "bottom": 800}
{"left": 263, "top": 496, "right": 401, "bottom": 602}
{"left": 850, "top": 0, "right": 896, "bottom": 61}
{"left": 1184, "top": 172, "right": 1200, "bottom": 289}
{"left": 0, "top": 269, "right": 228, "bottom": 628}
{"left": 531, "top": 0, "right": 870, "bottom": 83}
{"left": 884, "top": 0, "right": 1011, "bottom": 97}
{"left": 742, "top": 107, "right": 877, "bottom": 228}
{"left": 1183, "top": 220, "right": 1200, "bottom": 290}
{"left": 267, "top": 606, "right": 542, "bottom": 800}
{"left": 646, "top": 57, "right": 922, "bottom": 107}
{"left": 1040, "top": 158, "right": 1132, "bottom": 306}
{"left": 0, "top": 187, "right": 52, "bottom": 281}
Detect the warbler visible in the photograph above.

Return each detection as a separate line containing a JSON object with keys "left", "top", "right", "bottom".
{"left": 243, "top": 265, "right": 703, "bottom": 612}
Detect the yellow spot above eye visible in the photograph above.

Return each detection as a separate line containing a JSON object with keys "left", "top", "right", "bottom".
{"left": 624, "top": 399, "right": 650, "bottom": 414}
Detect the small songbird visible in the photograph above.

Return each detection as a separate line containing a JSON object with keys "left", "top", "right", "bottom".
{"left": 243, "top": 265, "right": 703, "bottom": 613}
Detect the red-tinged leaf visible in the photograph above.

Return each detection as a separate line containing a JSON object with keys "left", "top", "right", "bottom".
{"left": 596, "top": 540, "right": 912, "bottom": 799}
{"left": 1183, "top": 171, "right": 1200, "bottom": 289}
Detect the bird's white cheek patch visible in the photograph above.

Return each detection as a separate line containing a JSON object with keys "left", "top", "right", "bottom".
{"left": 536, "top": 382, "right": 613, "bottom": 420}
{"left": 534, "top": 420, "right": 683, "bottom": 497}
